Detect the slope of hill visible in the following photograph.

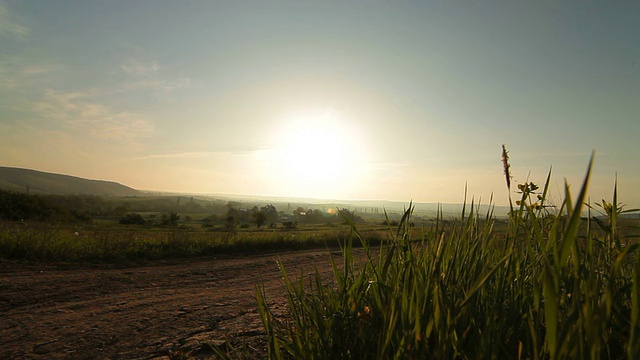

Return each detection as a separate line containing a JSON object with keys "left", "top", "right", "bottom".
{"left": 0, "top": 167, "right": 139, "bottom": 196}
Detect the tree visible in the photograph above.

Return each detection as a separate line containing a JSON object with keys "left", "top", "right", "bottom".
{"left": 227, "top": 206, "right": 250, "bottom": 224}
{"left": 252, "top": 210, "right": 267, "bottom": 228}
{"left": 161, "top": 212, "right": 180, "bottom": 226}
{"left": 339, "top": 208, "right": 363, "bottom": 223}
{"left": 170, "top": 212, "right": 179, "bottom": 225}
{"left": 119, "top": 213, "right": 146, "bottom": 225}
{"left": 261, "top": 204, "right": 279, "bottom": 223}
{"left": 227, "top": 201, "right": 242, "bottom": 210}
{"left": 225, "top": 215, "right": 237, "bottom": 229}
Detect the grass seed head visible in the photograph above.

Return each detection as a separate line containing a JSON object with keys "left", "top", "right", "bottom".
{"left": 501, "top": 144, "right": 512, "bottom": 190}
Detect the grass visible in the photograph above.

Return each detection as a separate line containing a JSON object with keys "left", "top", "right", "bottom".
{"left": 244, "top": 153, "right": 640, "bottom": 359}
{"left": 0, "top": 222, "right": 389, "bottom": 262}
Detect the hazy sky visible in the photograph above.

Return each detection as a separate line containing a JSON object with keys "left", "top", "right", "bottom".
{"left": 1, "top": 1, "right": 639, "bottom": 206}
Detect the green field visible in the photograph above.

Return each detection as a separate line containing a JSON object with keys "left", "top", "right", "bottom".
{"left": 0, "top": 222, "right": 397, "bottom": 263}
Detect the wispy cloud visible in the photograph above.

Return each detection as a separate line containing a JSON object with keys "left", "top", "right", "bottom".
{"left": 120, "top": 59, "right": 160, "bottom": 76}
{"left": 119, "top": 77, "right": 192, "bottom": 92}
{"left": 21, "top": 64, "right": 59, "bottom": 75}
{"left": 131, "top": 151, "right": 215, "bottom": 161}
{"left": 0, "top": 59, "right": 18, "bottom": 88}
{"left": 117, "top": 58, "right": 192, "bottom": 92}
{"left": 0, "top": 57, "right": 60, "bottom": 91}
{"left": 130, "top": 147, "right": 266, "bottom": 162}
{"left": 32, "top": 89, "right": 154, "bottom": 142}
{"left": 0, "top": 3, "right": 29, "bottom": 39}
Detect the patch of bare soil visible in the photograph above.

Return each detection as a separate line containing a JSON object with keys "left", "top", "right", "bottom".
{"left": 0, "top": 248, "right": 361, "bottom": 359}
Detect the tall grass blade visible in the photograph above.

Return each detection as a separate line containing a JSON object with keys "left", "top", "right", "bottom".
{"left": 543, "top": 262, "right": 559, "bottom": 359}
{"left": 460, "top": 249, "right": 513, "bottom": 307}
{"left": 560, "top": 152, "right": 593, "bottom": 265}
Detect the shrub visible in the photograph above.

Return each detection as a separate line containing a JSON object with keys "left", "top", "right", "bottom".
{"left": 119, "top": 213, "right": 146, "bottom": 225}
{"left": 282, "top": 221, "right": 297, "bottom": 229}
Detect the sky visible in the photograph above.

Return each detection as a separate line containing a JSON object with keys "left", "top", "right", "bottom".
{"left": 1, "top": 0, "right": 639, "bottom": 207}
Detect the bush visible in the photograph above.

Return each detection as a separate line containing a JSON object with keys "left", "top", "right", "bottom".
{"left": 282, "top": 221, "right": 297, "bottom": 229}
{"left": 119, "top": 213, "right": 146, "bottom": 225}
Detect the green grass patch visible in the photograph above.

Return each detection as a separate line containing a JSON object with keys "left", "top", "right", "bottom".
{"left": 0, "top": 222, "right": 388, "bottom": 263}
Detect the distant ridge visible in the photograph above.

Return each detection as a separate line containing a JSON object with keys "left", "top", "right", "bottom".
{"left": 0, "top": 166, "right": 139, "bottom": 196}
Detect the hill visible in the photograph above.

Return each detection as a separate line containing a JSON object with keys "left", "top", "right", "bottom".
{"left": 0, "top": 167, "right": 139, "bottom": 196}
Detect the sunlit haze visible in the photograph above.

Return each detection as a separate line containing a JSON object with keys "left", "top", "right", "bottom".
{"left": 1, "top": 1, "right": 638, "bottom": 206}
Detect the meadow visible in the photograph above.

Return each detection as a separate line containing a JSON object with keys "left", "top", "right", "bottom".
{"left": 0, "top": 221, "right": 391, "bottom": 263}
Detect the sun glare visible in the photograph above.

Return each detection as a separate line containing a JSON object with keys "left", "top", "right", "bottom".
{"left": 271, "top": 109, "right": 367, "bottom": 199}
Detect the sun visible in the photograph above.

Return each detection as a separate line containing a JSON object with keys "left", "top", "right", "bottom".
{"left": 280, "top": 126, "right": 347, "bottom": 181}
{"left": 271, "top": 110, "right": 367, "bottom": 198}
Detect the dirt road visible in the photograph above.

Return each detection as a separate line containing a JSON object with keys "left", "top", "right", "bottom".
{"left": 1, "top": 248, "right": 355, "bottom": 359}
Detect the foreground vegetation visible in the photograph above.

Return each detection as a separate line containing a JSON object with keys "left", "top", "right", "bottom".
{"left": 250, "top": 155, "right": 640, "bottom": 359}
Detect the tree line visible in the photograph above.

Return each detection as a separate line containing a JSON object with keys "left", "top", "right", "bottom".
{"left": 222, "top": 203, "right": 363, "bottom": 229}
{"left": 0, "top": 189, "right": 364, "bottom": 227}
{"left": 0, "top": 189, "right": 97, "bottom": 222}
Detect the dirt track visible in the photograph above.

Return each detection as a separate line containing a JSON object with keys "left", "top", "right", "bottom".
{"left": 0, "top": 248, "right": 355, "bottom": 359}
